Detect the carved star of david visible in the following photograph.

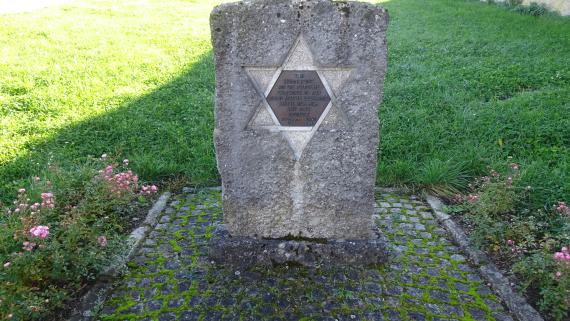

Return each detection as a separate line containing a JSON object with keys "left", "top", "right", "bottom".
{"left": 244, "top": 34, "right": 353, "bottom": 160}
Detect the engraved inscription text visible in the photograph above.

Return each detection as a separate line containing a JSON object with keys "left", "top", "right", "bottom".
{"left": 266, "top": 70, "right": 331, "bottom": 127}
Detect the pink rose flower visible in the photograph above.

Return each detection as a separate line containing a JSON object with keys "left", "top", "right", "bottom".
{"left": 41, "top": 193, "right": 55, "bottom": 209}
{"left": 22, "top": 241, "right": 36, "bottom": 251}
{"left": 30, "top": 225, "right": 49, "bottom": 239}
{"left": 97, "top": 236, "right": 108, "bottom": 247}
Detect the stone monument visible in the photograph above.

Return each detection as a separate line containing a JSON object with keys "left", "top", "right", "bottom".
{"left": 209, "top": 0, "right": 389, "bottom": 267}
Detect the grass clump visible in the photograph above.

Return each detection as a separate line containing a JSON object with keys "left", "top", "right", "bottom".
{"left": 512, "top": 2, "right": 548, "bottom": 16}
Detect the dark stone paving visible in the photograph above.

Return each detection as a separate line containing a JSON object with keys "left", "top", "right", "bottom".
{"left": 97, "top": 189, "right": 516, "bottom": 321}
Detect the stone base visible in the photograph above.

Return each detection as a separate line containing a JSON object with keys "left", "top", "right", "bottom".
{"left": 208, "top": 225, "right": 390, "bottom": 268}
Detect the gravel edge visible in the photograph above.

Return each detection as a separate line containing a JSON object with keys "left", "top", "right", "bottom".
{"left": 425, "top": 194, "right": 544, "bottom": 321}
{"left": 67, "top": 192, "right": 171, "bottom": 321}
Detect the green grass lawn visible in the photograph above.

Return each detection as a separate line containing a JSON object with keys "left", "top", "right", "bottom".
{"left": 1, "top": 0, "right": 569, "bottom": 209}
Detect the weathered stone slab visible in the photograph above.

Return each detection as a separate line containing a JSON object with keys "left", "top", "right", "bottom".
{"left": 211, "top": 0, "right": 389, "bottom": 240}
{"left": 208, "top": 225, "right": 389, "bottom": 268}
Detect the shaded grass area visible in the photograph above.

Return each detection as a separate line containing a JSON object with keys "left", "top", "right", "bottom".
{"left": 0, "top": 0, "right": 569, "bottom": 210}
{"left": 1, "top": 51, "right": 218, "bottom": 194}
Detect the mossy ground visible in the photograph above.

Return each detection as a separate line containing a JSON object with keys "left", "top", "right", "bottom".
{"left": 97, "top": 189, "right": 515, "bottom": 321}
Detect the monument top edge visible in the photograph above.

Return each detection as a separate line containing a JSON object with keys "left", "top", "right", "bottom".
{"left": 211, "top": 0, "right": 389, "bottom": 15}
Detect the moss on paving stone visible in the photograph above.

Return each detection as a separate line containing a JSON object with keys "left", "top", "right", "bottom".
{"left": 97, "top": 190, "right": 515, "bottom": 321}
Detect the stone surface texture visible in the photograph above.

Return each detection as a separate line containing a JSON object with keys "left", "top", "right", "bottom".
{"left": 96, "top": 189, "right": 518, "bottom": 321}
{"left": 211, "top": 0, "right": 389, "bottom": 239}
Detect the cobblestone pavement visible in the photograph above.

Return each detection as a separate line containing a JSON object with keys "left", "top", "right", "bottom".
{"left": 97, "top": 189, "right": 516, "bottom": 321}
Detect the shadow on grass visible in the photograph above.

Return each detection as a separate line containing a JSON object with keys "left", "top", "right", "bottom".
{"left": 0, "top": 51, "right": 219, "bottom": 203}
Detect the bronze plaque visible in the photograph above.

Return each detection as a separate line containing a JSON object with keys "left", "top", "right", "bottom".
{"left": 266, "top": 70, "right": 331, "bottom": 127}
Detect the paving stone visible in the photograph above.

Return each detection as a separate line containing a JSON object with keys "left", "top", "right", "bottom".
{"left": 144, "top": 287, "right": 157, "bottom": 299}
{"left": 448, "top": 270, "right": 463, "bottom": 280}
{"left": 429, "top": 289, "right": 450, "bottom": 302}
{"left": 385, "top": 309, "right": 401, "bottom": 321}
{"left": 422, "top": 257, "right": 436, "bottom": 265}
{"left": 420, "top": 212, "right": 434, "bottom": 219}
{"left": 443, "top": 304, "right": 464, "bottom": 317}
{"left": 469, "top": 307, "right": 488, "bottom": 320}
{"left": 406, "top": 287, "right": 424, "bottom": 298}
{"left": 407, "top": 312, "right": 426, "bottom": 321}
{"left": 168, "top": 298, "right": 185, "bottom": 308}
{"left": 477, "top": 284, "right": 493, "bottom": 296}
{"left": 466, "top": 273, "right": 483, "bottom": 282}
{"left": 439, "top": 259, "right": 452, "bottom": 267}
{"left": 364, "top": 312, "right": 385, "bottom": 321}
{"left": 154, "top": 274, "right": 168, "bottom": 283}
{"left": 427, "top": 267, "right": 440, "bottom": 277}
{"left": 146, "top": 300, "right": 163, "bottom": 311}
{"left": 161, "top": 284, "right": 175, "bottom": 295}
{"left": 454, "top": 282, "right": 470, "bottom": 292}
{"left": 492, "top": 312, "right": 515, "bottom": 321}
{"left": 458, "top": 293, "right": 476, "bottom": 304}
{"left": 155, "top": 223, "right": 168, "bottom": 230}
{"left": 139, "top": 277, "right": 151, "bottom": 287}
{"left": 433, "top": 228, "right": 447, "bottom": 235}
{"left": 419, "top": 232, "right": 432, "bottom": 239}
{"left": 125, "top": 303, "right": 143, "bottom": 314}
{"left": 409, "top": 216, "right": 420, "bottom": 223}
{"left": 416, "top": 276, "right": 430, "bottom": 286}
{"left": 385, "top": 285, "right": 403, "bottom": 296}
{"left": 165, "top": 260, "right": 181, "bottom": 270}
{"left": 425, "top": 303, "right": 442, "bottom": 314}
{"left": 484, "top": 298, "right": 505, "bottom": 311}
{"left": 129, "top": 290, "right": 140, "bottom": 301}
{"left": 450, "top": 254, "right": 466, "bottom": 262}
{"left": 202, "top": 311, "right": 223, "bottom": 321}
{"left": 158, "top": 312, "right": 177, "bottom": 321}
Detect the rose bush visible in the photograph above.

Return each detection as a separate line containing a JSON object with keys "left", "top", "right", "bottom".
{"left": 0, "top": 155, "right": 158, "bottom": 320}
{"left": 448, "top": 159, "right": 570, "bottom": 320}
